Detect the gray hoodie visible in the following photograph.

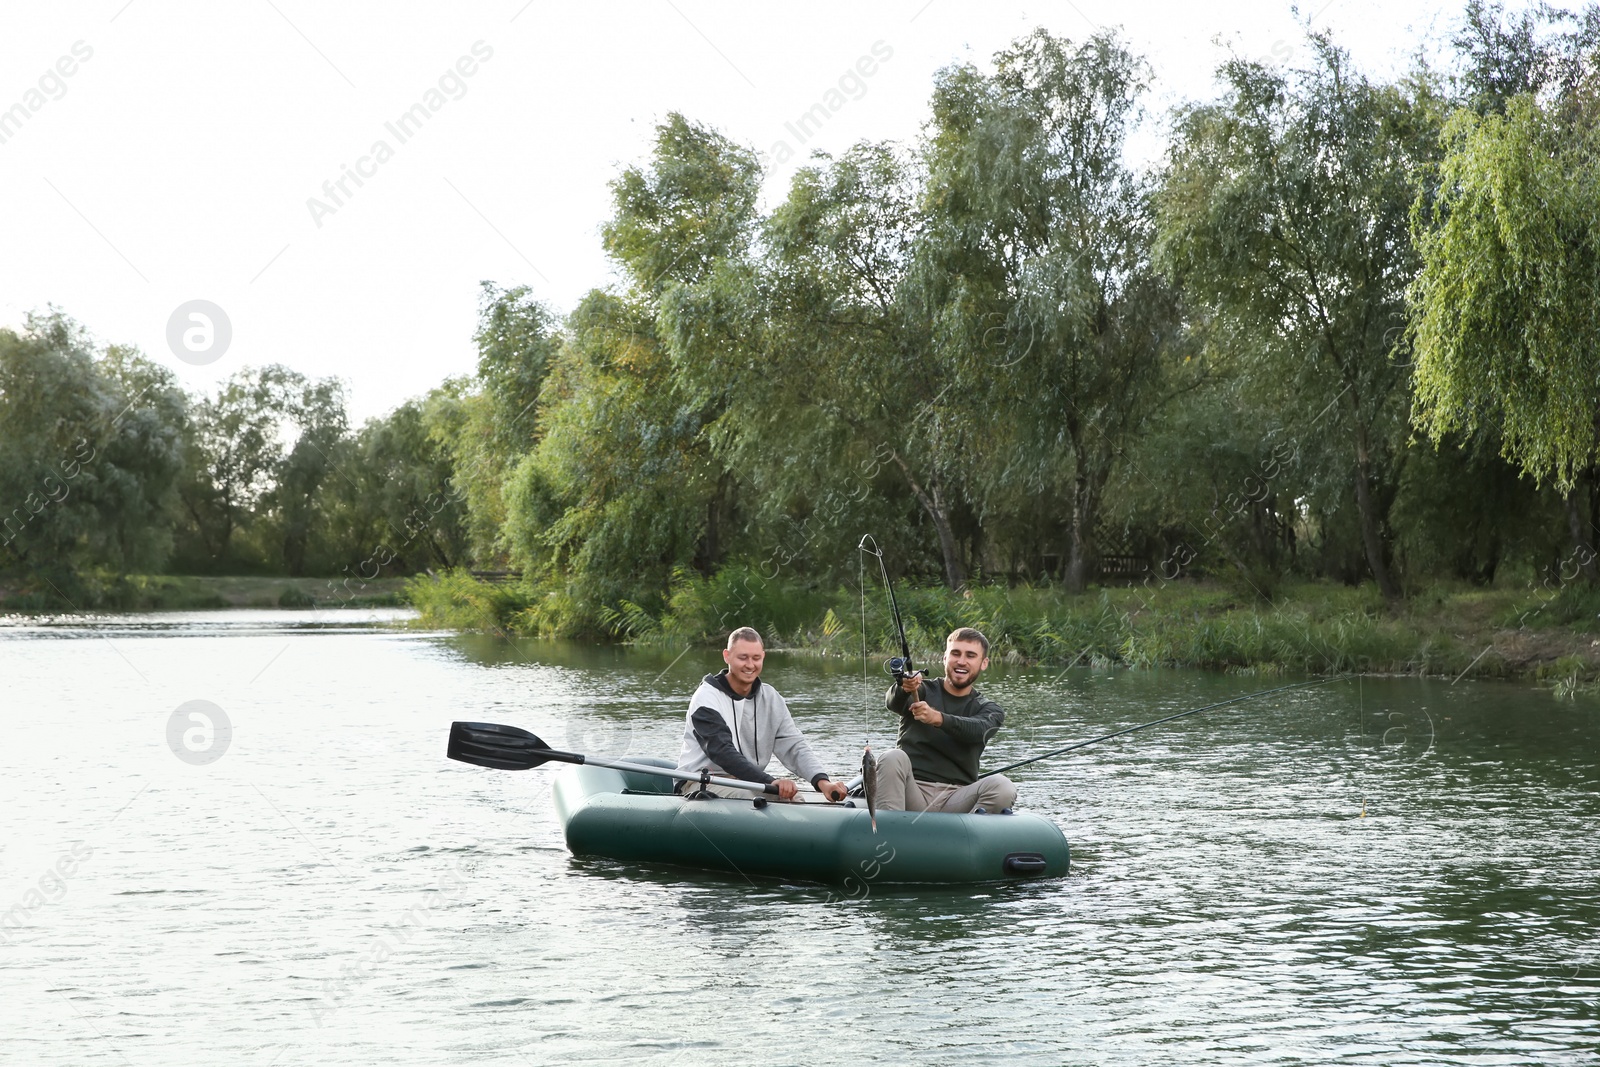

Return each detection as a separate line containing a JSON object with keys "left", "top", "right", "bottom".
{"left": 673, "top": 670, "right": 830, "bottom": 788}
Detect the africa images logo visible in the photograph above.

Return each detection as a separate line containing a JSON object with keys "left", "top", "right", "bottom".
{"left": 305, "top": 41, "right": 494, "bottom": 228}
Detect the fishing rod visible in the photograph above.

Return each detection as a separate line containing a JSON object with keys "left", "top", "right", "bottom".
{"left": 858, "top": 534, "right": 918, "bottom": 685}
{"left": 979, "top": 675, "right": 1342, "bottom": 779}
{"left": 846, "top": 535, "right": 921, "bottom": 799}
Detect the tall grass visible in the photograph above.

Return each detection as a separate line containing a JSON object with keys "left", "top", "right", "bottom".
{"left": 405, "top": 568, "right": 1590, "bottom": 679}
{"left": 406, "top": 571, "right": 532, "bottom": 633}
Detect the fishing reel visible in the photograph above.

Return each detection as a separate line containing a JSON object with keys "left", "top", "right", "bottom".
{"left": 887, "top": 656, "right": 921, "bottom": 686}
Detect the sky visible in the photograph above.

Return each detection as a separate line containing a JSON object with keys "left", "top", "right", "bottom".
{"left": 0, "top": 0, "right": 1504, "bottom": 422}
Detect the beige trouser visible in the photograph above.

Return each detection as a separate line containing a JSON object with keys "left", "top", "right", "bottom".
{"left": 872, "top": 748, "right": 1017, "bottom": 813}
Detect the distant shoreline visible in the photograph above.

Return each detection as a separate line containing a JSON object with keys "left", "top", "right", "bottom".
{"left": 0, "top": 574, "right": 410, "bottom": 612}
{"left": 401, "top": 570, "right": 1600, "bottom": 694}
{"left": 10, "top": 569, "right": 1598, "bottom": 693}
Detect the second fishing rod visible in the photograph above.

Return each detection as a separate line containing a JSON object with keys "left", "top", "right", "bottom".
{"left": 851, "top": 536, "right": 1343, "bottom": 787}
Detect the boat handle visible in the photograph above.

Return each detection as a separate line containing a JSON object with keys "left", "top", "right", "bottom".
{"left": 1003, "top": 852, "right": 1048, "bottom": 876}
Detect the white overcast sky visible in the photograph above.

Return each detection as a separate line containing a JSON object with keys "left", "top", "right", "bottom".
{"left": 0, "top": 0, "right": 1513, "bottom": 422}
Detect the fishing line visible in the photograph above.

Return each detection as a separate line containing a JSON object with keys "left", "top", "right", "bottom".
{"left": 979, "top": 675, "right": 1344, "bottom": 779}
{"left": 860, "top": 544, "right": 871, "bottom": 735}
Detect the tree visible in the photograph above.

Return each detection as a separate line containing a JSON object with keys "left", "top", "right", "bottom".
{"left": 604, "top": 113, "right": 763, "bottom": 298}
{"left": 683, "top": 140, "right": 977, "bottom": 587}
{"left": 1, "top": 313, "right": 187, "bottom": 584}
{"left": 316, "top": 396, "right": 469, "bottom": 576}
{"left": 493, "top": 115, "right": 765, "bottom": 628}
{"left": 264, "top": 375, "right": 348, "bottom": 576}
{"left": 1408, "top": 92, "right": 1600, "bottom": 564}
{"left": 1452, "top": 0, "right": 1600, "bottom": 116}
{"left": 1390, "top": 428, "right": 1559, "bottom": 585}
{"left": 86, "top": 343, "right": 189, "bottom": 572}
{"left": 502, "top": 290, "right": 726, "bottom": 629}
{"left": 1158, "top": 33, "right": 1441, "bottom": 600}
{"left": 446, "top": 284, "right": 562, "bottom": 564}
{"left": 922, "top": 28, "right": 1181, "bottom": 591}
{"left": 176, "top": 364, "right": 344, "bottom": 571}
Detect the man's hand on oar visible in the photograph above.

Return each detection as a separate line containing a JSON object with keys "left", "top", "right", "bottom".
{"left": 816, "top": 780, "right": 849, "bottom": 802}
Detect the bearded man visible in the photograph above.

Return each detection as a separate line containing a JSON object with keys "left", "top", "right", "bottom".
{"left": 875, "top": 627, "right": 1017, "bottom": 814}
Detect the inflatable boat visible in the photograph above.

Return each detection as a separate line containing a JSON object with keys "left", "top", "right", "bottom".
{"left": 551, "top": 756, "right": 1069, "bottom": 885}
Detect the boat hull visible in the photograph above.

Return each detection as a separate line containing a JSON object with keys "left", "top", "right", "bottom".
{"left": 551, "top": 758, "right": 1069, "bottom": 885}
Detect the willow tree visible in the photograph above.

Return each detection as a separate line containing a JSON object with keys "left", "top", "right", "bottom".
{"left": 1409, "top": 93, "right": 1600, "bottom": 561}
{"left": 503, "top": 291, "right": 727, "bottom": 622}
{"left": 1452, "top": 0, "right": 1600, "bottom": 117}
{"left": 921, "top": 29, "right": 1180, "bottom": 592}
{"left": 676, "top": 141, "right": 980, "bottom": 588}
{"left": 1158, "top": 34, "right": 1440, "bottom": 600}
{"left": 499, "top": 114, "right": 762, "bottom": 625}
{"left": 444, "top": 285, "right": 562, "bottom": 564}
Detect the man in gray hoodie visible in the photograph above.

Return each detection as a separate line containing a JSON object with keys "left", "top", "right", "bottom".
{"left": 674, "top": 627, "right": 849, "bottom": 801}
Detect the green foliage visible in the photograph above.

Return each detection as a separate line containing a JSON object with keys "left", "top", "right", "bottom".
{"left": 1390, "top": 432, "right": 1561, "bottom": 585}
{"left": 920, "top": 29, "right": 1181, "bottom": 591}
{"left": 1158, "top": 32, "right": 1444, "bottom": 599}
{"left": 503, "top": 291, "right": 721, "bottom": 590}
{"left": 174, "top": 363, "right": 348, "bottom": 572}
{"left": 405, "top": 570, "right": 532, "bottom": 633}
{"left": 1410, "top": 93, "right": 1600, "bottom": 491}
{"left": 1502, "top": 581, "right": 1600, "bottom": 630}
{"left": 656, "top": 565, "right": 833, "bottom": 644}
{"left": 315, "top": 396, "right": 469, "bottom": 577}
{"left": 402, "top": 566, "right": 1484, "bottom": 679}
{"left": 1109, "top": 380, "right": 1302, "bottom": 599}
{"left": 1, "top": 313, "right": 187, "bottom": 581}
{"left": 1452, "top": 0, "right": 1600, "bottom": 116}
{"left": 603, "top": 112, "right": 762, "bottom": 295}
{"left": 435, "top": 285, "right": 564, "bottom": 564}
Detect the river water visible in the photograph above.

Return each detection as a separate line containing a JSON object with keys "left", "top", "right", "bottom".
{"left": 2, "top": 609, "right": 1597, "bottom": 1065}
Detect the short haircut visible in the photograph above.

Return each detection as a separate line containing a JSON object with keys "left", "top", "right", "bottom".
{"left": 947, "top": 627, "right": 989, "bottom": 655}
{"left": 726, "top": 626, "right": 763, "bottom": 649}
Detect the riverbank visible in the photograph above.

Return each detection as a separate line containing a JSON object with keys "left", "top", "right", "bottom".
{"left": 0, "top": 573, "right": 411, "bottom": 611}
{"left": 10, "top": 567, "right": 1598, "bottom": 690}
{"left": 404, "top": 568, "right": 1600, "bottom": 690}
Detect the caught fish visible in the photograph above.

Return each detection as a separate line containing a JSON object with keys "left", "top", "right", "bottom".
{"left": 861, "top": 745, "right": 878, "bottom": 833}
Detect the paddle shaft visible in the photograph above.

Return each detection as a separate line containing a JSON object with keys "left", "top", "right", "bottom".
{"left": 577, "top": 754, "right": 781, "bottom": 795}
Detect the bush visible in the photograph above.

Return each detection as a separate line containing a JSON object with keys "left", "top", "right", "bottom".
{"left": 405, "top": 570, "right": 532, "bottom": 633}
{"left": 658, "top": 565, "right": 832, "bottom": 645}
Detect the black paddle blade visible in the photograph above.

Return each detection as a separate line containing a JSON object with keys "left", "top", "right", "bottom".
{"left": 448, "top": 721, "right": 561, "bottom": 771}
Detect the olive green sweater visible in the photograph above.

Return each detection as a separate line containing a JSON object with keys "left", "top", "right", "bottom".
{"left": 885, "top": 679, "right": 1005, "bottom": 785}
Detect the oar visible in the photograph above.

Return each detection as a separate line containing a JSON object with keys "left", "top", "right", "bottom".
{"left": 978, "top": 676, "right": 1341, "bottom": 778}
{"left": 447, "top": 721, "right": 781, "bottom": 795}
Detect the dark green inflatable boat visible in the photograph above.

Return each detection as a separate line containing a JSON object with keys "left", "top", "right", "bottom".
{"left": 551, "top": 757, "right": 1070, "bottom": 885}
